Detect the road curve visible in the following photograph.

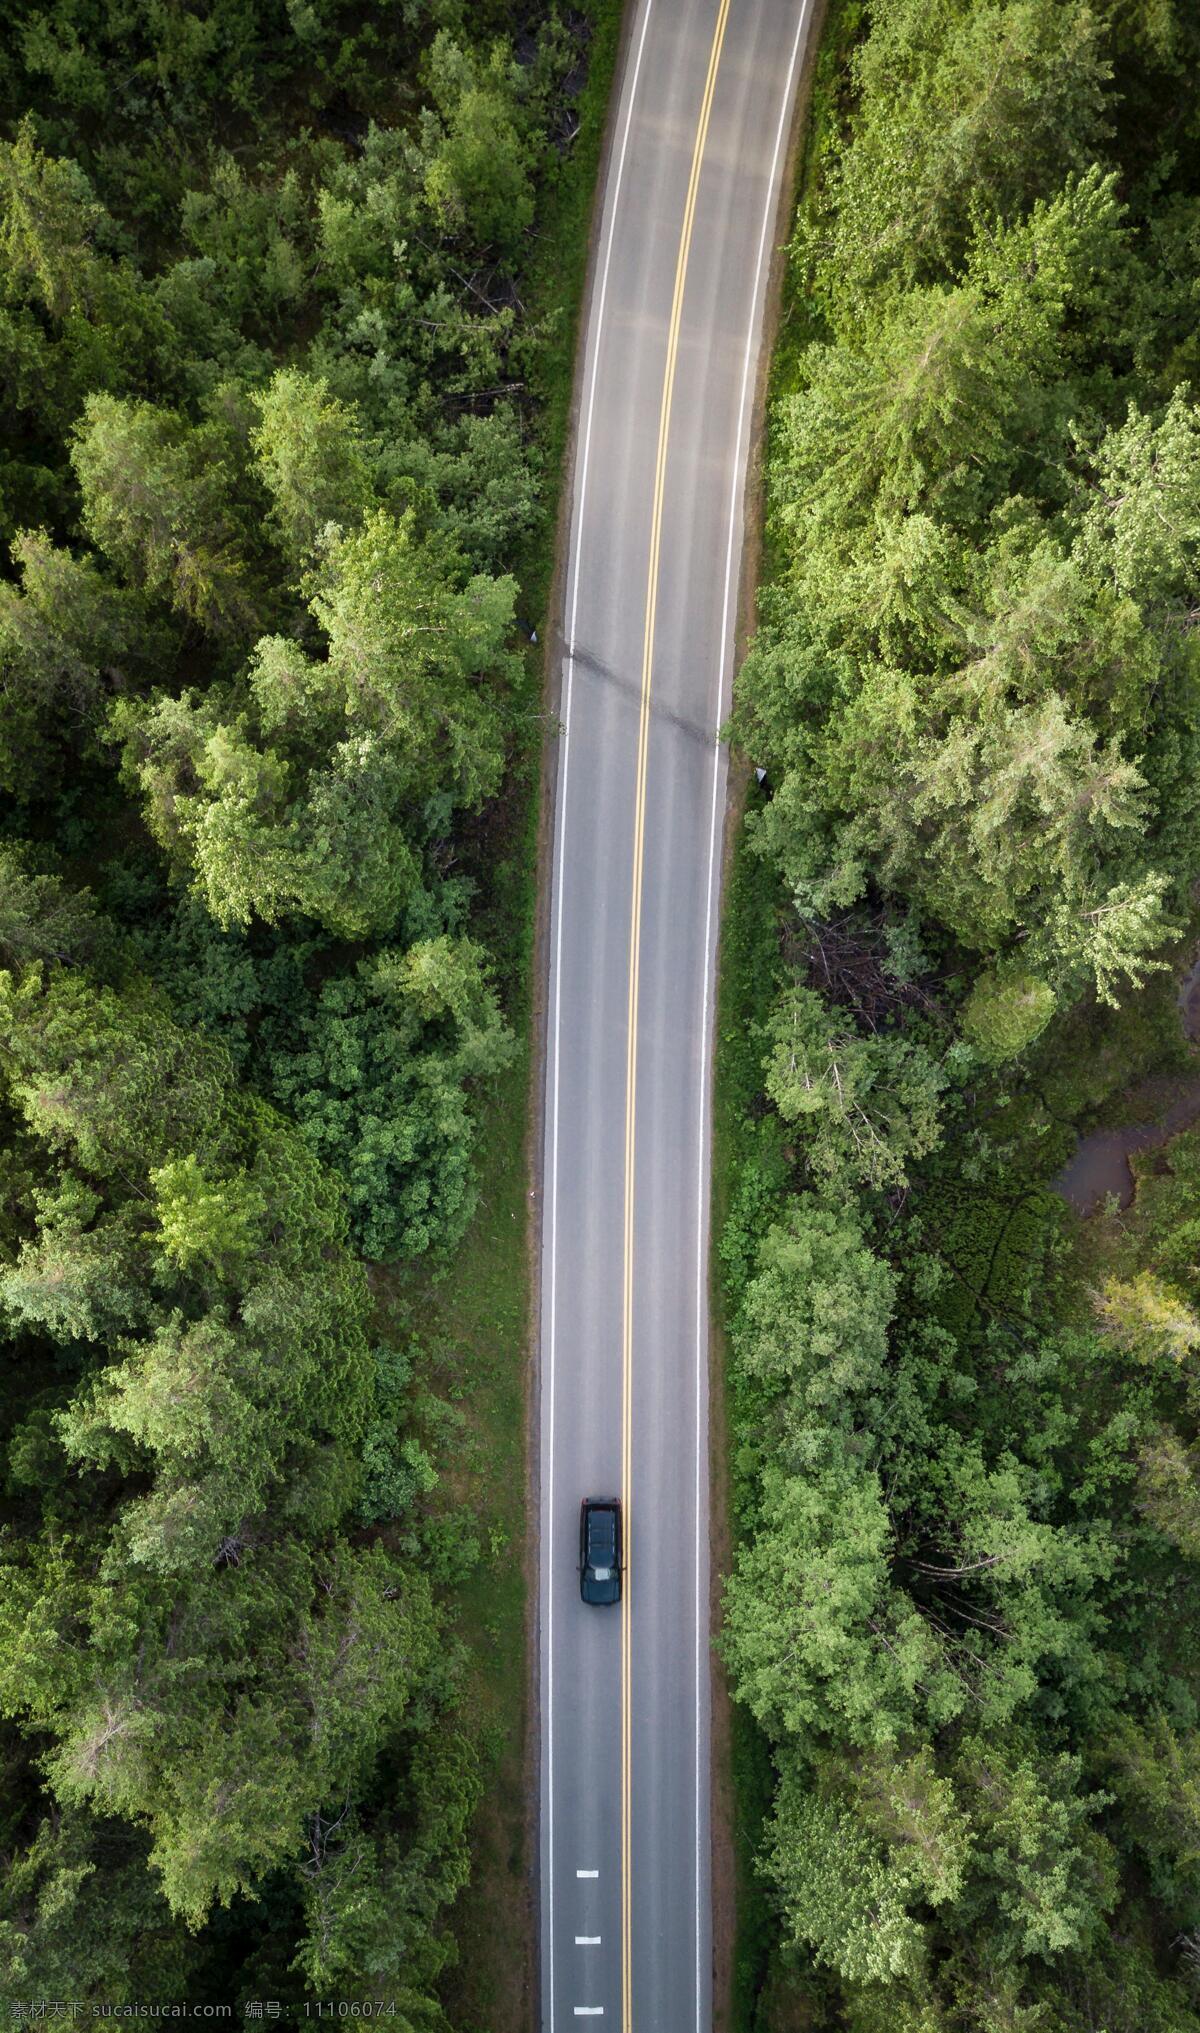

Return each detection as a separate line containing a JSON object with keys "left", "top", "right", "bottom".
{"left": 538, "top": 4, "right": 813, "bottom": 2026}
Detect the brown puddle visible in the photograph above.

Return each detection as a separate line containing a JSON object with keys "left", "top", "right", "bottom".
{"left": 1053, "top": 953, "right": 1200, "bottom": 1218}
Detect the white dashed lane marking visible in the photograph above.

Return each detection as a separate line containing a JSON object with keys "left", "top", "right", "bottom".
{"left": 575, "top": 1936, "right": 602, "bottom": 1946}
{"left": 575, "top": 1869, "right": 599, "bottom": 1879}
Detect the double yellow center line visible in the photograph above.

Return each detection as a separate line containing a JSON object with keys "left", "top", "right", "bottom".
{"left": 621, "top": 3, "right": 731, "bottom": 2023}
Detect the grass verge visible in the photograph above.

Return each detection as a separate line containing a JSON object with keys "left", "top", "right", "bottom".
{"left": 389, "top": 1046, "right": 536, "bottom": 2033}
{"left": 382, "top": 11, "right": 627, "bottom": 2027}
{"left": 712, "top": 803, "right": 788, "bottom": 2032}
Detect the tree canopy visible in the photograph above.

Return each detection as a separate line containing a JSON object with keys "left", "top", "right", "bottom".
{"left": 0, "top": 0, "right": 611, "bottom": 2008}
{"left": 722, "top": 1, "right": 1200, "bottom": 2024}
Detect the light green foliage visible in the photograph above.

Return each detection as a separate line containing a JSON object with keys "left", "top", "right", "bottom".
{"left": 418, "top": 34, "right": 534, "bottom": 254}
{"left": 734, "top": 1196, "right": 896, "bottom": 1428}
{"left": 773, "top": 282, "right": 1047, "bottom": 536}
{"left": 251, "top": 367, "right": 376, "bottom": 564}
{"left": 766, "top": 1747, "right": 973, "bottom": 1984}
{"left": 180, "top": 153, "right": 311, "bottom": 333}
{"left": 961, "top": 969, "right": 1057, "bottom": 1062}
{"left": 918, "top": 1441, "right": 1118, "bottom": 1730}
{"left": 847, "top": 1746, "right": 972, "bottom": 1908}
{"left": 294, "top": 1726, "right": 480, "bottom": 2000}
{"left": 0, "top": 954, "right": 453, "bottom": 1936}
{"left": 304, "top": 510, "right": 516, "bottom": 810}
{"left": 151, "top": 1153, "right": 267, "bottom": 1276}
{"left": 897, "top": 698, "right": 1151, "bottom": 959}
{"left": 1123, "top": 1125, "right": 1200, "bottom": 1301}
{"left": 357, "top": 1344, "right": 438, "bottom": 1525}
{"left": 0, "top": 964, "right": 223, "bottom": 1176}
{"left": 0, "top": 118, "right": 108, "bottom": 320}
{"left": 1074, "top": 388, "right": 1200, "bottom": 605}
{"left": 113, "top": 685, "right": 422, "bottom": 938}
{"left": 22, "top": 1543, "right": 438, "bottom": 1927}
{"left": 0, "top": 530, "right": 165, "bottom": 795}
{"left": 266, "top": 937, "right": 514, "bottom": 1260}
{"left": 802, "top": 0, "right": 1110, "bottom": 311}
{"left": 1136, "top": 1427, "right": 1200, "bottom": 1559}
{"left": 72, "top": 394, "right": 258, "bottom": 635}
{"left": 390, "top": 403, "right": 540, "bottom": 571}
{"left": 0, "top": 965, "right": 371, "bottom": 1555}
{"left": 767, "top": 1776, "right": 928, "bottom": 1984}
{"left": 1041, "top": 871, "right": 1178, "bottom": 1007}
{"left": 739, "top": 166, "right": 1199, "bottom": 998}
{"left": 0, "top": 1178, "right": 151, "bottom": 1344}
{"left": 764, "top": 984, "right": 945, "bottom": 1189}
{"left": 756, "top": 647, "right": 1175, "bottom": 993}
{"left": 303, "top": 107, "right": 540, "bottom": 565}
{"left": 1093, "top": 1268, "right": 1200, "bottom": 1368}
{"left": 112, "top": 511, "right": 515, "bottom": 935}
{"left": 956, "top": 1742, "right": 1116, "bottom": 1959}
{"left": 722, "top": 1456, "right": 945, "bottom": 1748}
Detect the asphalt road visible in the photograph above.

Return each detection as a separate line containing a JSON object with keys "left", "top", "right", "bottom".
{"left": 538, "top": 4, "right": 813, "bottom": 2025}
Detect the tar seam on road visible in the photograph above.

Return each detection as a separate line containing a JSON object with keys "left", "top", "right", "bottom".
{"left": 545, "top": 5, "right": 655, "bottom": 2031}
{"left": 698, "top": 7, "right": 815, "bottom": 2027}
{"left": 622, "top": 4, "right": 731, "bottom": 2029}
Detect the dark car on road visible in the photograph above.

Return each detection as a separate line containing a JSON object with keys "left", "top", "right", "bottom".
{"left": 579, "top": 1496, "right": 622, "bottom": 1605}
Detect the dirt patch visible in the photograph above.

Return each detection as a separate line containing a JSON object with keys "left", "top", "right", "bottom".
{"left": 1054, "top": 1076, "right": 1200, "bottom": 1216}
{"left": 1179, "top": 948, "right": 1200, "bottom": 1042}
{"left": 1053, "top": 945, "right": 1200, "bottom": 1218}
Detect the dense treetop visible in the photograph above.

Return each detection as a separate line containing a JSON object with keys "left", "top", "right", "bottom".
{"left": 723, "top": 1, "right": 1200, "bottom": 2026}
{"left": 0, "top": 0, "right": 607, "bottom": 2009}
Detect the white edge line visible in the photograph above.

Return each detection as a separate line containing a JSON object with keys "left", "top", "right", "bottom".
{"left": 546, "top": 5, "right": 655, "bottom": 2030}
{"left": 696, "top": 7, "right": 815, "bottom": 2031}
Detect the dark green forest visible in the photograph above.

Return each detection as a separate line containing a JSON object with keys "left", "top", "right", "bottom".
{"left": 0, "top": 0, "right": 611, "bottom": 2011}
{"left": 722, "top": 0, "right": 1200, "bottom": 2026}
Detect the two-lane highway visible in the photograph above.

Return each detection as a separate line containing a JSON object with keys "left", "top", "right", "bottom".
{"left": 538, "top": 4, "right": 812, "bottom": 2025}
